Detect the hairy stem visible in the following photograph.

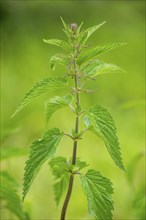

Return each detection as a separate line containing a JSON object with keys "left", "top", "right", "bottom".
{"left": 60, "top": 58, "right": 80, "bottom": 220}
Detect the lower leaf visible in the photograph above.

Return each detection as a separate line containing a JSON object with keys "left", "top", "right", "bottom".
{"left": 22, "top": 128, "right": 63, "bottom": 201}
{"left": 80, "top": 169, "right": 114, "bottom": 220}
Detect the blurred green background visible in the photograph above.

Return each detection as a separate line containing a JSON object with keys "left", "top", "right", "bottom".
{"left": 0, "top": 0, "right": 145, "bottom": 219}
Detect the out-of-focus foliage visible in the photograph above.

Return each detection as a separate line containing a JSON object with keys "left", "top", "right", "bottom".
{"left": 0, "top": 171, "right": 29, "bottom": 220}
{"left": 1, "top": 0, "right": 145, "bottom": 219}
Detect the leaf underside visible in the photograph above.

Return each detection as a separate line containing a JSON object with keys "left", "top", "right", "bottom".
{"left": 11, "top": 77, "right": 68, "bottom": 118}
{"left": 83, "top": 105, "right": 125, "bottom": 171}
{"left": 22, "top": 128, "right": 63, "bottom": 201}
{"left": 0, "top": 172, "right": 27, "bottom": 220}
{"left": 80, "top": 169, "right": 114, "bottom": 220}
{"left": 45, "top": 94, "right": 73, "bottom": 122}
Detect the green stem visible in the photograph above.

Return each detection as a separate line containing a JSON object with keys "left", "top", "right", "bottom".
{"left": 60, "top": 59, "right": 80, "bottom": 220}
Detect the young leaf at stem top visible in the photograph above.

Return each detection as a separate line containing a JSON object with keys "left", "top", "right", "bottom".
{"left": 77, "top": 21, "right": 106, "bottom": 46}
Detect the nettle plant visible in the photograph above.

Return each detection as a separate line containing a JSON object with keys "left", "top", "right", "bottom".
{"left": 12, "top": 18, "right": 126, "bottom": 220}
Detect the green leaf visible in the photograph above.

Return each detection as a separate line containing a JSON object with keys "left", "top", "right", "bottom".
{"left": 50, "top": 54, "right": 69, "bottom": 70}
{"left": 60, "top": 17, "right": 71, "bottom": 40}
{"left": 11, "top": 77, "right": 68, "bottom": 118}
{"left": 81, "top": 59, "right": 125, "bottom": 78}
{"left": 22, "top": 128, "right": 63, "bottom": 201}
{"left": 0, "top": 172, "right": 27, "bottom": 220}
{"left": 45, "top": 94, "right": 74, "bottom": 122}
{"left": 77, "top": 42, "right": 127, "bottom": 66}
{"left": 1, "top": 147, "right": 27, "bottom": 161}
{"left": 75, "top": 159, "right": 89, "bottom": 171}
{"left": 83, "top": 105, "right": 125, "bottom": 171}
{"left": 80, "top": 169, "right": 114, "bottom": 220}
{"left": 132, "top": 186, "right": 146, "bottom": 219}
{"left": 49, "top": 157, "right": 70, "bottom": 205}
{"left": 43, "top": 39, "right": 71, "bottom": 52}
{"left": 77, "top": 21, "right": 106, "bottom": 46}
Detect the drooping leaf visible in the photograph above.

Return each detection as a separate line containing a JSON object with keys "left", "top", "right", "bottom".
{"left": 11, "top": 77, "right": 68, "bottom": 118}
{"left": 77, "top": 42, "right": 127, "bottom": 66}
{"left": 81, "top": 59, "right": 125, "bottom": 78}
{"left": 77, "top": 21, "right": 106, "bottom": 46}
{"left": 45, "top": 94, "right": 74, "bottom": 122}
{"left": 49, "top": 157, "right": 70, "bottom": 205}
{"left": 22, "top": 128, "right": 63, "bottom": 201}
{"left": 83, "top": 105, "right": 125, "bottom": 171}
{"left": 1, "top": 147, "right": 27, "bottom": 161}
{"left": 50, "top": 54, "right": 69, "bottom": 70}
{"left": 80, "top": 169, "right": 114, "bottom": 220}
{"left": 43, "top": 39, "right": 71, "bottom": 52}
{"left": 0, "top": 172, "right": 27, "bottom": 220}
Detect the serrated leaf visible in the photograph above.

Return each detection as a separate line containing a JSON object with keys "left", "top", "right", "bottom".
{"left": 77, "top": 21, "right": 106, "bottom": 46}
{"left": 81, "top": 59, "right": 125, "bottom": 78}
{"left": 43, "top": 39, "right": 71, "bottom": 52}
{"left": 77, "top": 42, "right": 127, "bottom": 66}
{"left": 83, "top": 105, "right": 125, "bottom": 171}
{"left": 49, "top": 157, "right": 70, "bottom": 205}
{"left": 22, "top": 128, "right": 63, "bottom": 201}
{"left": 50, "top": 54, "right": 69, "bottom": 70}
{"left": 1, "top": 147, "right": 27, "bottom": 161}
{"left": 45, "top": 94, "right": 73, "bottom": 122}
{"left": 80, "top": 169, "right": 114, "bottom": 220}
{"left": 0, "top": 172, "right": 27, "bottom": 220}
{"left": 11, "top": 77, "right": 68, "bottom": 118}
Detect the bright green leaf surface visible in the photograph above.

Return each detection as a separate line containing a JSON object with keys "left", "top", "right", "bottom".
{"left": 22, "top": 128, "right": 63, "bottom": 201}
{"left": 50, "top": 54, "right": 69, "bottom": 70}
{"left": 45, "top": 94, "right": 73, "bottom": 122}
{"left": 83, "top": 105, "right": 125, "bottom": 171}
{"left": 77, "top": 42, "right": 127, "bottom": 66}
{"left": 49, "top": 157, "right": 70, "bottom": 205}
{"left": 0, "top": 172, "right": 27, "bottom": 220}
{"left": 77, "top": 21, "right": 106, "bottom": 46}
{"left": 60, "top": 17, "right": 71, "bottom": 40}
{"left": 81, "top": 59, "right": 125, "bottom": 78}
{"left": 43, "top": 39, "right": 71, "bottom": 52}
{"left": 11, "top": 77, "right": 68, "bottom": 118}
{"left": 80, "top": 169, "right": 114, "bottom": 220}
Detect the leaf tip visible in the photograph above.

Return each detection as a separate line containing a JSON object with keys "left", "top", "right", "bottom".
{"left": 43, "top": 39, "right": 47, "bottom": 43}
{"left": 11, "top": 112, "right": 16, "bottom": 119}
